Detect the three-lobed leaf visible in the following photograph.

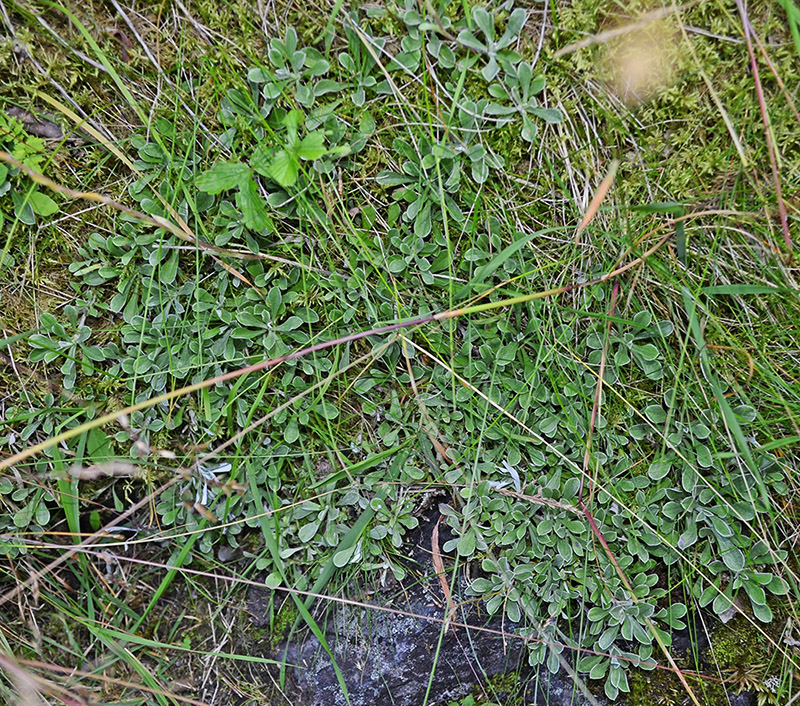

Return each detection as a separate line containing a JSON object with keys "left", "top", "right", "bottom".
{"left": 196, "top": 162, "right": 251, "bottom": 193}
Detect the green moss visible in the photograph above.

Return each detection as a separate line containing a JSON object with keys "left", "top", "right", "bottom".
{"left": 542, "top": 0, "right": 800, "bottom": 213}
{"left": 628, "top": 607, "right": 787, "bottom": 706}
{"left": 261, "top": 601, "right": 300, "bottom": 650}
{"left": 709, "top": 618, "right": 764, "bottom": 670}
{"left": 466, "top": 669, "right": 524, "bottom": 706}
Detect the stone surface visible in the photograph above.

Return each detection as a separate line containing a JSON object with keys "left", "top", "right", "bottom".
{"left": 246, "top": 508, "right": 608, "bottom": 705}
{"left": 245, "top": 508, "right": 761, "bottom": 706}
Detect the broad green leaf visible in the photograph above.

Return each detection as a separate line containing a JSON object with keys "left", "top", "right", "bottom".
{"left": 275, "top": 315, "right": 303, "bottom": 332}
{"left": 457, "top": 29, "right": 486, "bottom": 53}
{"left": 469, "top": 578, "right": 493, "bottom": 593}
{"left": 268, "top": 150, "right": 298, "bottom": 187}
{"left": 376, "top": 171, "right": 410, "bottom": 186}
{"left": 457, "top": 528, "right": 476, "bottom": 557}
{"left": 82, "top": 345, "right": 105, "bottom": 362}
{"left": 11, "top": 190, "right": 35, "bottom": 225}
{"left": 28, "top": 191, "right": 58, "bottom": 216}
{"left": 632, "top": 343, "right": 660, "bottom": 361}
{"left": 743, "top": 580, "right": 766, "bottom": 606}
{"left": 501, "top": 8, "right": 527, "bottom": 45}
{"left": 298, "top": 521, "right": 320, "bottom": 543}
{"left": 732, "top": 404, "right": 756, "bottom": 422}
{"left": 767, "top": 575, "right": 789, "bottom": 595}
{"left": 159, "top": 249, "right": 179, "bottom": 285}
{"left": 529, "top": 107, "right": 562, "bottom": 124}
{"left": 752, "top": 601, "right": 773, "bottom": 622}
{"left": 648, "top": 461, "right": 671, "bottom": 481}
{"left": 333, "top": 543, "right": 358, "bottom": 567}
{"left": 235, "top": 177, "right": 271, "bottom": 231}
{"left": 529, "top": 75, "right": 546, "bottom": 95}
{"left": 696, "top": 444, "right": 713, "bottom": 468}
{"left": 414, "top": 201, "right": 432, "bottom": 238}
{"left": 315, "top": 400, "right": 339, "bottom": 420}
{"left": 720, "top": 545, "right": 745, "bottom": 573}
{"left": 283, "top": 109, "right": 304, "bottom": 135}
{"left": 284, "top": 418, "right": 300, "bottom": 444}
{"left": 644, "top": 405, "right": 667, "bottom": 424}
{"left": 247, "top": 67, "right": 273, "bottom": 83}
{"left": 297, "top": 131, "right": 327, "bottom": 160}
{"left": 250, "top": 144, "right": 273, "bottom": 177}
{"left": 196, "top": 162, "right": 251, "bottom": 193}
{"left": 598, "top": 625, "right": 618, "bottom": 650}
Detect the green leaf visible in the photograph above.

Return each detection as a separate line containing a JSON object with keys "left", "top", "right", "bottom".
{"left": 298, "top": 521, "right": 320, "bottom": 543}
{"left": 457, "top": 29, "right": 486, "bottom": 53}
{"left": 275, "top": 315, "right": 303, "bottom": 332}
{"left": 284, "top": 418, "right": 300, "bottom": 444}
{"left": 702, "top": 284, "right": 784, "bottom": 295}
{"left": 709, "top": 515, "right": 732, "bottom": 537}
{"left": 196, "top": 162, "right": 251, "bottom": 193}
{"left": 82, "top": 345, "right": 105, "bottom": 361}
{"left": 682, "top": 287, "right": 770, "bottom": 506}
{"left": 89, "top": 510, "right": 101, "bottom": 531}
{"left": 529, "top": 75, "right": 546, "bottom": 95}
{"left": 720, "top": 545, "right": 745, "bottom": 573}
{"left": 598, "top": 625, "right": 618, "bottom": 650}
{"left": 752, "top": 601, "right": 773, "bottom": 622}
{"left": 283, "top": 109, "right": 304, "bottom": 134}
{"left": 631, "top": 201, "right": 686, "bottom": 215}
{"left": 250, "top": 144, "right": 273, "bottom": 177}
{"left": 159, "top": 249, "right": 179, "bottom": 285}
{"left": 28, "top": 191, "right": 59, "bottom": 216}
{"left": 333, "top": 543, "right": 358, "bottom": 567}
{"left": 315, "top": 400, "right": 339, "bottom": 420}
{"left": 767, "top": 575, "right": 789, "bottom": 595}
{"left": 501, "top": 7, "right": 527, "bottom": 44}
{"left": 696, "top": 444, "right": 713, "bottom": 468}
{"left": 529, "top": 107, "right": 562, "bottom": 124}
{"left": 472, "top": 7, "right": 495, "bottom": 41}
{"left": 644, "top": 405, "right": 667, "bottom": 424}
{"left": 675, "top": 220, "right": 686, "bottom": 266}
{"left": 732, "top": 404, "right": 757, "bottom": 422}
{"left": 297, "top": 131, "right": 327, "bottom": 161}
{"left": 632, "top": 343, "right": 660, "bottom": 361}
{"left": 11, "top": 190, "right": 35, "bottom": 225}
{"left": 268, "top": 150, "right": 299, "bottom": 187}
{"left": 469, "top": 578, "right": 493, "bottom": 593}
{"left": 235, "top": 178, "right": 271, "bottom": 231}
{"left": 465, "top": 227, "right": 561, "bottom": 291}
{"left": 236, "top": 311, "right": 267, "bottom": 328}
{"left": 648, "top": 461, "right": 671, "bottom": 481}
{"left": 414, "top": 201, "right": 432, "bottom": 239}
{"left": 743, "top": 580, "right": 766, "bottom": 606}
{"left": 457, "top": 528, "right": 476, "bottom": 557}
{"left": 376, "top": 171, "right": 410, "bottom": 186}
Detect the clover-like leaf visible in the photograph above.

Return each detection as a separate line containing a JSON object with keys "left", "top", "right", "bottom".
{"left": 297, "top": 131, "right": 327, "bottom": 161}
{"left": 235, "top": 177, "right": 271, "bottom": 231}
{"left": 268, "top": 150, "right": 299, "bottom": 187}
{"left": 196, "top": 162, "right": 251, "bottom": 194}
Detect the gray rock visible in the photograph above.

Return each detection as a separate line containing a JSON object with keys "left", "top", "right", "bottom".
{"left": 250, "top": 592, "right": 606, "bottom": 706}
{"left": 246, "top": 511, "right": 607, "bottom": 705}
